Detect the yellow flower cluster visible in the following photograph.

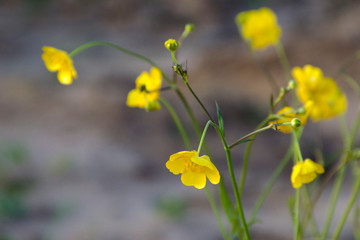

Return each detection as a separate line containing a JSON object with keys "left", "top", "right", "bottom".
{"left": 235, "top": 7, "right": 281, "bottom": 50}
{"left": 126, "top": 67, "right": 162, "bottom": 112}
{"left": 291, "top": 159, "right": 324, "bottom": 189}
{"left": 166, "top": 151, "right": 220, "bottom": 189}
{"left": 292, "top": 65, "right": 347, "bottom": 121}
{"left": 42, "top": 47, "right": 77, "bottom": 85}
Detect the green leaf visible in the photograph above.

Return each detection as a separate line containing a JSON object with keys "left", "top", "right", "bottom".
{"left": 270, "top": 94, "right": 274, "bottom": 112}
{"left": 216, "top": 102, "right": 225, "bottom": 136}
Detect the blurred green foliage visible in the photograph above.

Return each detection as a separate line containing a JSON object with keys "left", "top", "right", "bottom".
{"left": 155, "top": 194, "right": 187, "bottom": 220}
{"left": 0, "top": 142, "right": 31, "bottom": 220}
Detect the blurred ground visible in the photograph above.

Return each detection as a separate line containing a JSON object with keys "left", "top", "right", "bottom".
{"left": 0, "top": 0, "right": 359, "bottom": 239}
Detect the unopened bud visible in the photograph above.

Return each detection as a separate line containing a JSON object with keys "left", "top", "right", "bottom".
{"left": 164, "top": 39, "right": 179, "bottom": 52}
{"left": 291, "top": 118, "right": 301, "bottom": 128}
{"left": 184, "top": 23, "right": 195, "bottom": 33}
{"left": 145, "top": 101, "right": 161, "bottom": 112}
{"left": 297, "top": 107, "right": 306, "bottom": 114}
{"left": 287, "top": 79, "right": 297, "bottom": 90}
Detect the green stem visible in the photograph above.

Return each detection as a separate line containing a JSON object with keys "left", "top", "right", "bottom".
{"left": 205, "top": 187, "right": 231, "bottom": 240}
{"left": 229, "top": 121, "right": 274, "bottom": 149}
{"left": 211, "top": 122, "right": 251, "bottom": 240}
{"left": 321, "top": 166, "right": 346, "bottom": 240}
{"left": 174, "top": 89, "right": 212, "bottom": 154}
{"left": 197, "top": 121, "right": 212, "bottom": 153}
{"left": 181, "top": 74, "right": 214, "bottom": 122}
{"left": 342, "top": 73, "right": 360, "bottom": 98}
{"left": 276, "top": 41, "right": 291, "bottom": 82}
{"left": 331, "top": 165, "right": 360, "bottom": 240}
{"left": 292, "top": 130, "right": 304, "bottom": 163}
{"left": 249, "top": 145, "right": 293, "bottom": 224}
{"left": 159, "top": 97, "right": 192, "bottom": 150}
{"left": 252, "top": 51, "right": 279, "bottom": 95}
{"left": 301, "top": 186, "right": 320, "bottom": 238}
{"left": 350, "top": 109, "right": 360, "bottom": 147}
{"left": 170, "top": 53, "right": 214, "bottom": 122}
{"left": 69, "top": 40, "right": 176, "bottom": 86}
{"left": 334, "top": 52, "right": 359, "bottom": 76}
{"left": 294, "top": 188, "right": 301, "bottom": 240}
{"left": 238, "top": 117, "right": 271, "bottom": 195}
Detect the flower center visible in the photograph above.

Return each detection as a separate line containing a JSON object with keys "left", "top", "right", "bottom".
{"left": 185, "top": 160, "right": 203, "bottom": 173}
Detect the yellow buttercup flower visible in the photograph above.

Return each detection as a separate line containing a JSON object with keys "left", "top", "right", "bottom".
{"left": 291, "top": 159, "right": 324, "bottom": 189}
{"left": 42, "top": 46, "right": 77, "bottom": 85}
{"left": 292, "top": 65, "right": 347, "bottom": 121}
{"left": 126, "top": 67, "right": 162, "bottom": 111}
{"left": 270, "top": 103, "right": 312, "bottom": 133}
{"left": 235, "top": 7, "right": 281, "bottom": 50}
{"left": 166, "top": 150, "right": 220, "bottom": 189}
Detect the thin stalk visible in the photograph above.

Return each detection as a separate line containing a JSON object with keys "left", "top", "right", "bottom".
{"left": 301, "top": 186, "right": 320, "bottom": 238}
{"left": 333, "top": 52, "right": 359, "bottom": 76}
{"left": 159, "top": 97, "right": 191, "bottom": 150}
{"left": 249, "top": 145, "right": 293, "bottom": 224}
{"left": 170, "top": 52, "right": 214, "bottom": 122}
{"left": 205, "top": 187, "right": 230, "bottom": 240}
{"left": 68, "top": 40, "right": 175, "bottom": 87}
{"left": 211, "top": 122, "right": 251, "bottom": 240}
{"left": 294, "top": 188, "right": 301, "bottom": 240}
{"left": 321, "top": 166, "right": 346, "bottom": 240}
{"left": 331, "top": 165, "right": 360, "bottom": 240}
{"left": 342, "top": 73, "right": 360, "bottom": 98}
{"left": 182, "top": 75, "right": 214, "bottom": 122}
{"left": 350, "top": 109, "right": 360, "bottom": 146}
{"left": 229, "top": 120, "right": 274, "bottom": 149}
{"left": 252, "top": 51, "right": 279, "bottom": 95}
{"left": 292, "top": 130, "right": 304, "bottom": 162}
{"left": 276, "top": 41, "right": 291, "bottom": 82}
{"left": 237, "top": 116, "right": 271, "bottom": 196}
{"left": 197, "top": 121, "right": 212, "bottom": 153}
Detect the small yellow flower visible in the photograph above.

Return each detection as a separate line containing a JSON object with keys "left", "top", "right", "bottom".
{"left": 166, "top": 150, "right": 220, "bottom": 189}
{"left": 126, "top": 67, "right": 162, "bottom": 111}
{"left": 292, "top": 65, "right": 347, "bottom": 121}
{"left": 235, "top": 7, "right": 281, "bottom": 50}
{"left": 42, "top": 46, "right": 77, "bottom": 85}
{"left": 270, "top": 103, "right": 312, "bottom": 133}
{"left": 291, "top": 159, "right": 325, "bottom": 189}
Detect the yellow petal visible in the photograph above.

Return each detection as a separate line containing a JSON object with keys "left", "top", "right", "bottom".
{"left": 166, "top": 151, "right": 193, "bottom": 175}
{"left": 126, "top": 89, "right": 146, "bottom": 108}
{"left": 304, "top": 159, "right": 324, "bottom": 174}
{"left": 205, "top": 163, "right": 220, "bottom": 185}
{"left": 181, "top": 171, "right": 206, "bottom": 189}
{"left": 42, "top": 47, "right": 65, "bottom": 72}
{"left": 57, "top": 70, "right": 73, "bottom": 85}
{"left": 191, "top": 155, "right": 214, "bottom": 170}
{"left": 149, "top": 67, "right": 162, "bottom": 89}
{"left": 291, "top": 162, "right": 302, "bottom": 187}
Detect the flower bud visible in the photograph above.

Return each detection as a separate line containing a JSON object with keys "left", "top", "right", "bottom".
{"left": 287, "top": 79, "right": 297, "bottom": 90}
{"left": 164, "top": 39, "right": 179, "bottom": 52}
{"left": 184, "top": 23, "right": 195, "bottom": 34}
{"left": 291, "top": 118, "right": 301, "bottom": 128}
{"left": 145, "top": 101, "right": 161, "bottom": 112}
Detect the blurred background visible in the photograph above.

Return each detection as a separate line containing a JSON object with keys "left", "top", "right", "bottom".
{"left": 0, "top": 0, "right": 359, "bottom": 239}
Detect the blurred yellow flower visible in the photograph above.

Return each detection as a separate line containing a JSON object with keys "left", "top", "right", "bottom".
{"left": 291, "top": 159, "right": 324, "bottom": 189}
{"left": 270, "top": 103, "right": 312, "bottom": 133}
{"left": 166, "top": 150, "right": 220, "bottom": 189}
{"left": 42, "top": 46, "right": 77, "bottom": 85}
{"left": 126, "top": 67, "right": 162, "bottom": 111}
{"left": 235, "top": 7, "right": 281, "bottom": 50}
{"left": 292, "top": 65, "right": 347, "bottom": 121}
